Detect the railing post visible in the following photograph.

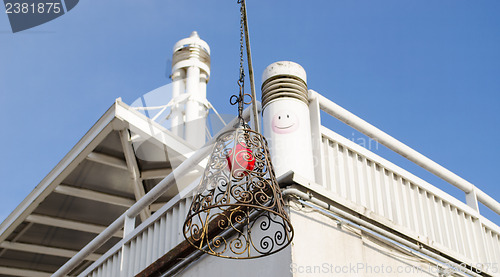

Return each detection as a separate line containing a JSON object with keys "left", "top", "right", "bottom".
{"left": 120, "top": 215, "right": 135, "bottom": 277}
{"left": 466, "top": 188, "right": 480, "bottom": 212}
{"left": 123, "top": 215, "right": 135, "bottom": 237}
{"left": 308, "top": 92, "right": 324, "bottom": 185}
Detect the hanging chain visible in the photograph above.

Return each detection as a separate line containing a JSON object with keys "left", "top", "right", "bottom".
{"left": 238, "top": 0, "right": 245, "bottom": 86}
{"left": 230, "top": 0, "right": 251, "bottom": 124}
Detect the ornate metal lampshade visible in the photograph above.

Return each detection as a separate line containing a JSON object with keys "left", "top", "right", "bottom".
{"left": 183, "top": 124, "right": 293, "bottom": 259}
{"left": 183, "top": 0, "right": 293, "bottom": 259}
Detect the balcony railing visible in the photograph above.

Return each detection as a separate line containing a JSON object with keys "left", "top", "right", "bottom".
{"left": 309, "top": 89, "right": 500, "bottom": 272}
{"left": 56, "top": 91, "right": 500, "bottom": 276}
{"left": 317, "top": 126, "right": 500, "bottom": 267}
{"left": 80, "top": 196, "right": 193, "bottom": 277}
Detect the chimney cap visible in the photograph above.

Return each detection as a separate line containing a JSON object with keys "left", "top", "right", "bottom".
{"left": 261, "top": 61, "right": 307, "bottom": 85}
{"left": 173, "top": 31, "right": 211, "bottom": 55}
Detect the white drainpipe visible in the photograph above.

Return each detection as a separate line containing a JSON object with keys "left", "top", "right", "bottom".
{"left": 171, "top": 31, "right": 211, "bottom": 148}
{"left": 261, "top": 61, "right": 315, "bottom": 181}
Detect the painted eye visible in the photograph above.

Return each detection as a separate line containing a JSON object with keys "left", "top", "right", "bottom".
{"left": 278, "top": 116, "right": 281, "bottom": 119}
{"left": 287, "top": 115, "right": 289, "bottom": 118}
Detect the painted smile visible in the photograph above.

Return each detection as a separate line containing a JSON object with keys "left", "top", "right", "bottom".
{"left": 275, "top": 124, "right": 294, "bottom": 129}
{"left": 271, "top": 110, "right": 299, "bottom": 134}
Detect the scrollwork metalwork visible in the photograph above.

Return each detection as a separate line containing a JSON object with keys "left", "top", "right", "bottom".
{"left": 183, "top": 126, "right": 294, "bottom": 259}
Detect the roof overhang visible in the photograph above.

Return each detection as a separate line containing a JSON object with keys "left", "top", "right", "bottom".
{"left": 0, "top": 99, "right": 200, "bottom": 276}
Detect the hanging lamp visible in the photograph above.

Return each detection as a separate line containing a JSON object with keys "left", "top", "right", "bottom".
{"left": 182, "top": 0, "right": 294, "bottom": 259}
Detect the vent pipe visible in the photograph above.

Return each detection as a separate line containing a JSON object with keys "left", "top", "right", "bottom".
{"left": 261, "top": 61, "right": 315, "bottom": 180}
{"left": 171, "top": 31, "right": 211, "bottom": 148}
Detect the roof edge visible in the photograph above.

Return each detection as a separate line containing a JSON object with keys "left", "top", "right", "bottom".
{"left": 0, "top": 100, "right": 120, "bottom": 243}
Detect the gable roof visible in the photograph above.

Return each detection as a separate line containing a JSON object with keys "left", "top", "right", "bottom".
{"left": 0, "top": 100, "right": 199, "bottom": 276}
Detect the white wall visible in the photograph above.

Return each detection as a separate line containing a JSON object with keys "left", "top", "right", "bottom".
{"left": 177, "top": 244, "right": 292, "bottom": 277}
{"left": 289, "top": 206, "right": 441, "bottom": 277}
{"left": 176, "top": 200, "right": 452, "bottom": 277}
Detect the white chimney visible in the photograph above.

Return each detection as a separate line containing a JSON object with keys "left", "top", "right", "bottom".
{"left": 261, "top": 61, "right": 315, "bottom": 181}
{"left": 171, "top": 31, "right": 211, "bottom": 148}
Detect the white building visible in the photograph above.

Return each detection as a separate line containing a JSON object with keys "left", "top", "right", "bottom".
{"left": 0, "top": 32, "right": 499, "bottom": 277}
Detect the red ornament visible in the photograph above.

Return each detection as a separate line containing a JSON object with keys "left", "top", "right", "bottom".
{"left": 226, "top": 142, "right": 256, "bottom": 175}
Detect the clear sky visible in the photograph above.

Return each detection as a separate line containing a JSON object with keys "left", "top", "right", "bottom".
{"left": 0, "top": 0, "right": 499, "bottom": 227}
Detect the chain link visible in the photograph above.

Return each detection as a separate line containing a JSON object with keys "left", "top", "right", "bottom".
{"left": 239, "top": 1, "right": 245, "bottom": 84}
{"left": 231, "top": 0, "right": 246, "bottom": 122}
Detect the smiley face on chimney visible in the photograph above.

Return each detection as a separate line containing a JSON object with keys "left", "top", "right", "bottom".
{"left": 272, "top": 110, "right": 299, "bottom": 134}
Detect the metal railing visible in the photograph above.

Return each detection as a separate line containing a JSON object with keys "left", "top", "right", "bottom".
{"left": 309, "top": 90, "right": 500, "bottom": 270}
{"left": 80, "top": 197, "right": 193, "bottom": 277}
{"left": 309, "top": 90, "right": 500, "bottom": 215}
{"left": 319, "top": 128, "right": 499, "bottom": 264}
{"left": 56, "top": 90, "right": 500, "bottom": 276}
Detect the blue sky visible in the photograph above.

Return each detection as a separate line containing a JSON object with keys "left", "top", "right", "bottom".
{"left": 0, "top": 0, "right": 499, "bottom": 226}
